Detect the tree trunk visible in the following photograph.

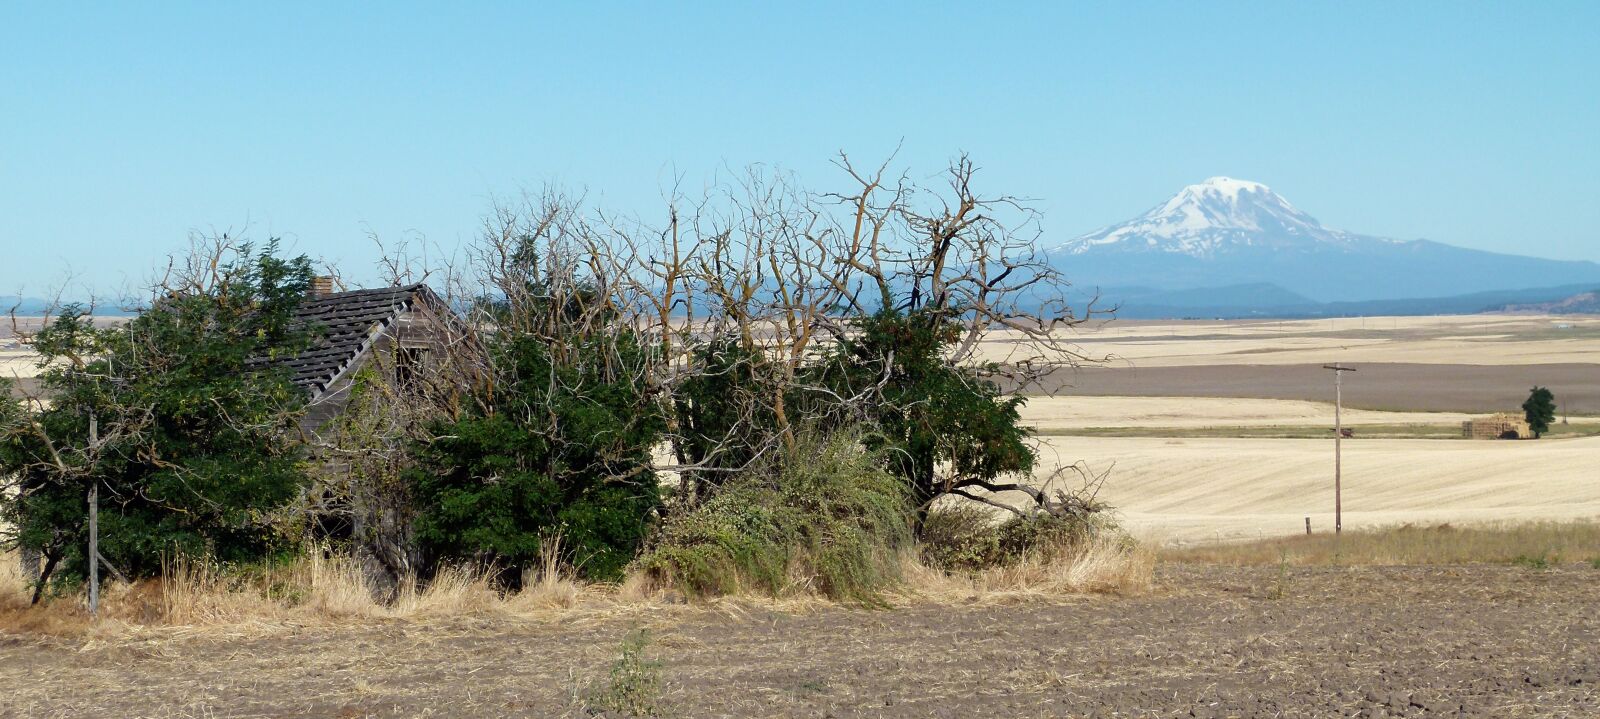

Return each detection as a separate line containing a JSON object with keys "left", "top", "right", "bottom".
{"left": 352, "top": 482, "right": 417, "bottom": 603}
{"left": 910, "top": 448, "right": 939, "bottom": 536}
{"left": 31, "top": 550, "right": 60, "bottom": 606}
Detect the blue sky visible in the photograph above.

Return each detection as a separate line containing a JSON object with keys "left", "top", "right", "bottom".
{"left": 3, "top": 2, "right": 1597, "bottom": 294}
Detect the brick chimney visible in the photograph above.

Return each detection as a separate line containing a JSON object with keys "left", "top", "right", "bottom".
{"left": 309, "top": 275, "right": 337, "bottom": 298}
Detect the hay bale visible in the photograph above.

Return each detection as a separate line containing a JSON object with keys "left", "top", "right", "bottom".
{"left": 1463, "top": 413, "right": 1531, "bottom": 439}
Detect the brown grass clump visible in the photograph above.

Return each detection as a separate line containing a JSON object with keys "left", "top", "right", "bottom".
{"left": 508, "top": 538, "right": 584, "bottom": 611}
{"left": 391, "top": 564, "right": 503, "bottom": 617}
{"left": 1166, "top": 520, "right": 1600, "bottom": 566}
{"left": 901, "top": 533, "right": 1156, "bottom": 601}
{"left": 295, "top": 552, "right": 382, "bottom": 619}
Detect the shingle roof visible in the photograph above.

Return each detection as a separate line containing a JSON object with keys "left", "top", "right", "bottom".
{"left": 265, "top": 284, "right": 426, "bottom": 396}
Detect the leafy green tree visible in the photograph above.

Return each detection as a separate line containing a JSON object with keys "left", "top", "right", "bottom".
{"left": 1523, "top": 386, "right": 1557, "bottom": 438}
{"left": 408, "top": 330, "right": 664, "bottom": 583}
{"left": 0, "top": 241, "right": 314, "bottom": 590}
{"left": 801, "top": 309, "right": 1035, "bottom": 520}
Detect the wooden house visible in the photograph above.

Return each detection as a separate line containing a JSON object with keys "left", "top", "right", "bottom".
{"left": 267, "top": 280, "right": 478, "bottom": 439}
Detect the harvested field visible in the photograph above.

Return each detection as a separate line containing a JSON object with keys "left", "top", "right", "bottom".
{"left": 2, "top": 378, "right": 38, "bottom": 400}
{"left": 1018, "top": 395, "right": 1475, "bottom": 430}
{"left": 1035, "top": 435, "right": 1600, "bottom": 544}
{"left": 2, "top": 564, "right": 1596, "bottom": 717}
{"left": 0, "top": 351, "right": 38, "bottom": 380}
{"left": 980, "top": 313, "right": 1600, "bottom": 368}
{"left": 1032, "top": 362, "right": 1600, "bottom": 414}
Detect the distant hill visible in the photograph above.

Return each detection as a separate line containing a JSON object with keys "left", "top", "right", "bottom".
{"left": 0, "top": 296, "right": 54, "bottom": 315}
{"left": 1497, "top": 289, "right": 1600, "bottom": 315}
{"left": 0, "top": 296, "right": 138, "bottom": 316}
{"left": 1101, "top": 282, "right": 1600, "bottom": 319}
{"left": 1051, "top": 177, "right": 1600, "bottom": 304}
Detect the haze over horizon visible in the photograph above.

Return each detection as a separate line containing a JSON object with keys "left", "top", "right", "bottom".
{"left": 4, "top": 3, "right": 1598, "bottom": 294}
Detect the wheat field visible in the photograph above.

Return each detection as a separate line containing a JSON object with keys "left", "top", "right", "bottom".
{"left": 1036, "top": 434, "right": 1600, "bottom": 544}
{"left": 979, "top": 313, "right": 1600, "bottom": 367}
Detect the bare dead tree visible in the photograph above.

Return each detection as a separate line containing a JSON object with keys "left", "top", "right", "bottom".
{"left": 585, "top": 153, "right": 1109, "bottom": 517}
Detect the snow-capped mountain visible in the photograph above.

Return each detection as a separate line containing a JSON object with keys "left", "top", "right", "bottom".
{"left": 1052, "top": 178, "right": 1600, "bottom": 305}
{"left": 1057, "top": 177, "right": 1388, "bottom": 257}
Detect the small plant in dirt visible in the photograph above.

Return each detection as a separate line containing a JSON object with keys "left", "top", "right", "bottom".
{"left": 1268, "top": 548, "right": 1292, "bottom": 600}
{"left": 583, "top": 629, "right": 664, "bottom": 717}
{"left": 634, "top": 429, "right": 912, "bottom": 603}
{"left": 1590, "top": 557, "right": 1600, "bottom": 569}
{"left": 1511, "top": 554, "right": 1551, "bottom": 570}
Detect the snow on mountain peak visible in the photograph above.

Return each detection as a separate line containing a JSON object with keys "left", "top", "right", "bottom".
{"left": 1196, "top": 176, "right": 1269, "bottom": 197}
{"left": 1056, "top": 177, "right": 1368, "bottom": 257}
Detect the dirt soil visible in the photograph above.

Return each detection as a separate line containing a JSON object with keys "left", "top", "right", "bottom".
{"left": 4, "top": 564, "right": 1597, "bottom": 718}
{"left": 1034, "top": 362, "right": 1600, "bottom": 414}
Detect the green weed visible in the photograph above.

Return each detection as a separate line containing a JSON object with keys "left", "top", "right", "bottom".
{"left": 1511, "top": 555, "right": 1550, "bottom": 570}
{"left": 584, "top": 629, "right": 664, "bottom": 717}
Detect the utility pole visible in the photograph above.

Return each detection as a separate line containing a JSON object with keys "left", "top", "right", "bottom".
{"left": 1323, "top": 364, "right": 1356, "bottom": 534}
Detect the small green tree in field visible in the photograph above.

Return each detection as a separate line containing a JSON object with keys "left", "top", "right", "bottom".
{"left": 1523, "top": 386, "right": 1557, "bottom": 438}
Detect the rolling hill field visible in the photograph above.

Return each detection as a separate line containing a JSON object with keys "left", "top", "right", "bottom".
{"left": 1013, "top": 314, "right": 1600, "bottom": 544}
{"left": 1037, "top": 435, "right": 1600, "bottom": 543}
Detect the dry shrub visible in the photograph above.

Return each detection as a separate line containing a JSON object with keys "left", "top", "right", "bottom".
{"left": 904, "top": 532, "right": 1155, "bottom": 600}
{"left": 918, "top": 501, "right": 1004, "bottom": 571}
{"left": 392, "top": 564, "right": 502, "bottom": 617}
{"left": 295, "top": 552, "right": 382, "bottom": 619}
{"left": 1167, "top": 520, "right": 1600, "bottom": 567}
{"left": 908, "top": 495, "right": 1154, "bottom": 599}
{"left": 615, "top": 569, "right": 659, "bottom": 605}
{"left": 509, "top": 537, "right": 583, "bottom": 611}
{"left": 633, "top": 431, "right": 912, "bottom": 604}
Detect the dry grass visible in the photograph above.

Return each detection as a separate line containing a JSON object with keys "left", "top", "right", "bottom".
{"left": 507, "top": 538, "right": 584, "bottom": 611}
{"left": 899, "top": 533, "right": 1156, "bottom": 601}
{"left": 0, "top": 550, "right": 28, "bottom": 605}
{"left": 0, "top": 532, "right": 1156, "bottom": 638}
{"left": 1165, "top": 520, "right": 1600, "bottom": 566}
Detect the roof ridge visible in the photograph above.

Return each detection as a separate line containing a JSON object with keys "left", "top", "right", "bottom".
{"left": 254, "top": 283, "right": 429, "bottom": 397}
